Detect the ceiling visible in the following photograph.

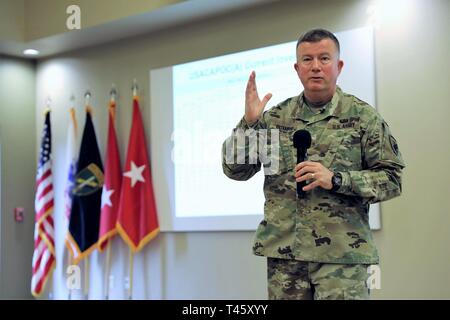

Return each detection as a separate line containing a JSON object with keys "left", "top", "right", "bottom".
{"left": 0, "top": 0, "right": 276, "bottom": 59}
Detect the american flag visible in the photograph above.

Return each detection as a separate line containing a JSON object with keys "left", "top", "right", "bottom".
{"left": 31, "top": 110, "right": 56, "bottom": 297}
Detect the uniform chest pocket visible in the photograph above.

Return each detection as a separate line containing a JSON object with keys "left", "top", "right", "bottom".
{"left": 262, "top": 128, "right": 295, "bottom": 176}
{"left": 279, "top": 129, "right": 296, "bottom": 172}
{"left": 330, "top": 128, "right": 362, "bottom": 171}
{"left": 263, "top": 128, "right": 297, "bottom": 196}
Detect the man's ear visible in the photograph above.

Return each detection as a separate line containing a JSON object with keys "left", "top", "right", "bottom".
{"left": 337, "top": 59, "right": 344, "bottom": 74}
{"left": 294, "top": 62, "right": 300, "bottom": 73}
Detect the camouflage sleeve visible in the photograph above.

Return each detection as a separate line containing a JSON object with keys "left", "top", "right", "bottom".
{"left": 336, "top": 114, "right": 405, "bottom": 204}
{"left": 221, "top": 114, "right": 267, "bottom": 181}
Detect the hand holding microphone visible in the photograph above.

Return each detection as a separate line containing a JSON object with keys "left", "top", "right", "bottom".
{"left": 293, "top": 130, "right": 311, "bottom": 198}
{"left": 293, "top": 130, "right": 334, "bottom": 197}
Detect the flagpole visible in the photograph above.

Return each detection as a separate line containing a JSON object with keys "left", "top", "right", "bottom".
{"left": 106, "top": 87, "right": 116, "bottom": 301}
{"left": 128, "top": 249, "right": 134, "bottom": 300}
{"left": 84, "top": 258, "right": 89, "bottom": 299}
{"left": 47, "top": 267, "right": 55, "bottom": 300}
{"left": 45, "top": 96, "right": 52, "bottom": 113}
{"left": 104, "top": 241, "right": 112, "bottom": 299}
{"left": 82, "top": 90, "right": 92, "bottom": 301}
{"left": 128, "top": 80, "right": 137, "bottom": 301}
{"left": 67, "top": 250, "right": 72, "bottom": 300}
{"left": 132, "top": 79, "right": 138, "bottom": 98}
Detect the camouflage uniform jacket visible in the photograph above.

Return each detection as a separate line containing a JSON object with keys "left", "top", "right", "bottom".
{"left": 222, "top": 86, "right": 405, "bottom": 264}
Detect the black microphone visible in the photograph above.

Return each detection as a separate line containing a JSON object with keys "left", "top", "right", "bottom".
{"left": 293, "top": 130, "right": 311, "bottom": 198}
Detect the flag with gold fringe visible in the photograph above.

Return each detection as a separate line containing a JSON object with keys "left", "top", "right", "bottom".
{"left": 31, "top": 109, "right": 56, "bottom": 297}
{"left": 98, "top": 100, "right": 122, "bottom": 251}
{"left": 66, "top": 108, "right": 104, "bottom": 264}
{"left": 117, "top": 97, "right": 159, "bottom": 252}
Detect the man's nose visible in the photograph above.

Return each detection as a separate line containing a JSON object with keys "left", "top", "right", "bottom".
{"left": 311, "top": 58, "right": 321, "bottom": 71}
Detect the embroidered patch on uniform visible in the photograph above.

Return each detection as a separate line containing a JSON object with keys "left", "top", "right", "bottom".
{"left": 389, "top": 135, "right": 399, "bottom": 155}
{"left": 275, "top": 125, "right": 294, "bottom": 131}
{"left": 330, "top": 118, "right": 359, "bottom": 129}
{"left": 330, "top": 122, "right": 356, "bottom": 129}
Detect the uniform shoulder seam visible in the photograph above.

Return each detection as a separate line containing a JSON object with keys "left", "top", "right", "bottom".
{"left": 267, "top": 96, "right": 298, "bottom": 115}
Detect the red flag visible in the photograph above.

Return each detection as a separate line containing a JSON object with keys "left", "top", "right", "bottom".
{"left": 98, "top": 101, "right": 122, "bottom": 251}
{"left": 117, "top": 97, "right": 159, "bottom": 252}
{"left": 31, "top": 110, "right": 56, "bottom": 297}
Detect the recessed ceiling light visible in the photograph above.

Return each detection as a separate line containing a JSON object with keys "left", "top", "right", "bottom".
{"left": 23, "top": 49, "right": 40, "bottom": 56}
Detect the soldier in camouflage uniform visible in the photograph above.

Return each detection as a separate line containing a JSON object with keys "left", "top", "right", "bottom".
{"left": 222, "top": 29, "right": 405, "bottom": 299}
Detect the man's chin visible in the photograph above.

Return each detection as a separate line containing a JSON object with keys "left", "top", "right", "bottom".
{"left": 305, "top": 85, "right": 326, "bottom": 92}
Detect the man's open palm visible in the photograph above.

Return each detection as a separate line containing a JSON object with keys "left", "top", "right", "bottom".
{"left": 244, "top": 71, "right": 272, "bottom": 124}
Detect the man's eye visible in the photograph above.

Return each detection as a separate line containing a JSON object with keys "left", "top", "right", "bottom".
{"left": 321, "top": 57, "right": 330, "bottom": 62}
{"left": 302, "top": 57, "right": 312, "bottom": 62}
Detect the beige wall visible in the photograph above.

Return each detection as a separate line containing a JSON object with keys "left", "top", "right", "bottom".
{"left": 2, "top": 0, "right": 447, "bottom": 298}
{"left": 373, "top": 0, "right": 450, "bottom": 299}
{"left": 0, "top": 55, "right": 36, "bottom": 299}
{"left": 0, "top": 0, "right": 25, "bottom": 42}
{"left": 24, "top": 0, "right": 184, "bottom": 41}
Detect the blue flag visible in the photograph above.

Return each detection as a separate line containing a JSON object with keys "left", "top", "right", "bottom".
{"left": 66, "top": 108, "right": 104, "bottom": 264}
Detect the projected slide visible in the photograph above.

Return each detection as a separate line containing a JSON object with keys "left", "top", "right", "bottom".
{"left": 173, "top": 41, "right": 299, "bottom": 219}
{"left": 150, "top": 26, "right": 381, "bottom": 231}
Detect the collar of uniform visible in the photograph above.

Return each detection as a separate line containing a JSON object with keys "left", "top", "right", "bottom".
{"left": 295, "top": 86, "right": 342, "bottom": 124}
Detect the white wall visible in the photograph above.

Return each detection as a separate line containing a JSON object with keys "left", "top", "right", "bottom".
{"left": 0, "top": 55, "right": 36, "bottom": 299}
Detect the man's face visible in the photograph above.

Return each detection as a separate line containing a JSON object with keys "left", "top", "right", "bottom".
{"left": 294, "top": 38, "right": 343, "bottom": 99}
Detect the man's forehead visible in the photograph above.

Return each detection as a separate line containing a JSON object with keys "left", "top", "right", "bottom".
{"left": 297, "top": 39, "right": 338, "bottom": 55}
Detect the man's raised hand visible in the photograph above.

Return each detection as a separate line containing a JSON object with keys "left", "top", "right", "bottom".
{"left": 244, "top": 71, "right": 272, "bottom": 125}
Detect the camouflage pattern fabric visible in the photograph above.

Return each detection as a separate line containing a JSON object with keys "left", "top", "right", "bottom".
{"left": 222, "top": 86, "right": 405, "bottom": 264}
{"left": 267, "top": 258, "right": 370, "bottom": 300}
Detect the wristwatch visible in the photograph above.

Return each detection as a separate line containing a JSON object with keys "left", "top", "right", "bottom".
{"left": 331, "top": 172, "right": 342, "bottom": 192}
